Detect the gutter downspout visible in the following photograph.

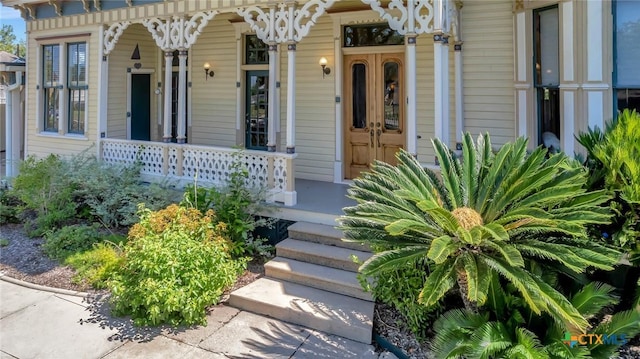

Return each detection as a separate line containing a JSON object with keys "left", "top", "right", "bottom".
{"left": 5, "top": 70, "right": 23, "bottom": 178}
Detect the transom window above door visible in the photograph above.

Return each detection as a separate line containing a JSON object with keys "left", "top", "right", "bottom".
{"left": 245, "top": 34, "right": 268, "bottom": 65}
{"left": 343, "top": 23, "right": 404, "bottom": 47}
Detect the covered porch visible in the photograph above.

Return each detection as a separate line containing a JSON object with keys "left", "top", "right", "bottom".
{"left": 95, "top": 0, "right": 464, "bottom": 206}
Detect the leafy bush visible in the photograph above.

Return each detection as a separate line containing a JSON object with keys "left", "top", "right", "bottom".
{"left": 431, "top": 279, "right": 640, "bottom": 359}
{"left": 42, "top": 224, "right": 105, "bottom": 260}
{"left": 577, "top": 108, "right": 640, "bottom": 263}
{"left": 109, "top": 204, "right": 245, "bottom": 326}
{"left": 70, "top": 155, "right": 175, "bottom": 228}
{"left": 181, "top": 151, "right": 274, "bottom": 258}
{"left": 11, "top": 152, "right": 175, "bottom": 236}
{"left": 13, "top": 155, "right": 77, "bottom": 236}
{"left": 359, "top": 256, "right": 438, "bottom": 338}
{"left": 339, "top": 133, "right": 619, "bottom": 333}
{"left": 0, "top": 186, "right": 22, "bottom": 224}
{"left": 65, "top": 242, "right": 123, "bottom": 289}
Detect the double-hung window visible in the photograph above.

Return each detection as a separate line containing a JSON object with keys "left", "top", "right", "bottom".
{"left": 42, "top": 44, "right": 60, "bottom": 132}
{"left": 67, "top": 43, "right": 87, "bottom": 134}
{"left": 614, "top": 0, "right": 640, "bottom": 112}
{"left": 40, "top": 40, "right": 87, "bottom": 135}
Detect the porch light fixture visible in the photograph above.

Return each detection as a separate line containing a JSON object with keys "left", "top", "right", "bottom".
{"left": 319, "top": 57, "right": 330, "bottom": 78}
{"left": 203, "top": 62, "right": 214, "bottom": 80}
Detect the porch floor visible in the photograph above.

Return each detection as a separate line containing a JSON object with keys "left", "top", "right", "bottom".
{"left": 266, "top": 179, "right": 356, "bottom": 226}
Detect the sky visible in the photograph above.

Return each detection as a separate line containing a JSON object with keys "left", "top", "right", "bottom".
{"left": 0, "top": 6, "right": 26, "bottom": 43}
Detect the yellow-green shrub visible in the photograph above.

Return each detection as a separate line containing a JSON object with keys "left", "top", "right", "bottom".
{"left": 109, "top": 204, "right": 245, "bottom": 326}
{"left": 65, "top": 243, "right": 123, "bottom": 289}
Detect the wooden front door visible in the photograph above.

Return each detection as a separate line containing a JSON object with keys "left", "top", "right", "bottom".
{"left": 344, "top": 53, "right": 405, "bottom": 179}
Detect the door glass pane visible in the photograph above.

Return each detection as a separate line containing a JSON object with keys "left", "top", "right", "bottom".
{"left": 246, "top": 72, "right": 269, "bottom": 150}
{"left": 617, "top": 89, "right": 640, "bottom": 113}
{"left": 383, "top": 61, "right": 400, "bottom": 131}
{"left": 535, "top": 7, "right": 559, "bottom": 86}
{"left": 352, "top": 63, "right": 367, "bottom": 129}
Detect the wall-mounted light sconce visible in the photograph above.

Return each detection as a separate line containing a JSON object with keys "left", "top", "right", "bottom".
{"left": 319, "top": 57, "right": 331, "bottom": 79}
{"left": 203, "top": 62, "right": 214, "bottom": 80}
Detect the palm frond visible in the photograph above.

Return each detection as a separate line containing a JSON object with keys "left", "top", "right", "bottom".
{"left": 461, "top": 132, "right": 479, "bottom": 208}
{"left": 433, "top": 137, "right": 464, "bottom": 208}
{"left": 432, "top": 309, "right": 488, "bottom": 359}
{"left": 460, "top": 253, "right": 491, "bottom": 305}
{"left": 503, "top": 327, "right": 548, "bottom": 359}
{"left": 418, "top": 262, "right": 457, "bottom": 307}
{"left": 530, "top": 275, "right": 590, "bottom": 332}
{"left": 590, "top": 309, "right": 640, "bottom": 359}
{"left": 570, "top": 282, "right": 618, "bottom": 318}
{"left": 359, "top": 246, "right": 429, "bottom": 276}
{"left": 545, "top": 340, "right": 592, "bottom": 359}
{"left": 467, "top": 321, "right": 513, "bottom": 359}
{"left": 427, "top": 235, "right": 458, "bottom": 264}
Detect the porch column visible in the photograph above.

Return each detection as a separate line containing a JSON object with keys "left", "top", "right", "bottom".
{"left": 406, "top": 33, "right": 418, "bottom": 156}
{"left": 286, "top": 41, "right": 297, "bottom": 154}
{"left": 97, "top": 24, "right": 107, "bottom": 152}
{"left": 433, "top": 34, "right": 450, "bottom": 147}
{"left": 267, "top": 43, "right": 278, "bottom": 152}
{"left": 454, "top": 42, "right": 464, "bottom": 149}
{"left": 162, "top": 51, "right": 173, "bottom": 142}
{"left": 5, "top": 71, "right": 22, "bottom": 178}
{"left": 584, "top": 0, "right": 607, "bottom": 131}
{"left": 177, "top": 50, "right": 187, "bottom": 143}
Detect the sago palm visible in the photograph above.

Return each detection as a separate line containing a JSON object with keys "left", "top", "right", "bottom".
{"left": 339, "top": 132, "right": 620, "bottom": 332}
{"left": 431, "top": 281, "right": 640, "bottom": 359}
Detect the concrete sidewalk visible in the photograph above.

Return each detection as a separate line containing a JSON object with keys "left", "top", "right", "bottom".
{"left": 0, "top": 277, "right": 389, "bottom": 359}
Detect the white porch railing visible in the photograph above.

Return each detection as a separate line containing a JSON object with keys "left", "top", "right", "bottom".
{"left": 100, "top": 139, "right": 297, "bottom": 206}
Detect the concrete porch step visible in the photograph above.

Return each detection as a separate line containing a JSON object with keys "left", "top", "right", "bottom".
{"left": 228, "top": 278, "right": 374, "bottom": 344}
{"left": 287, "top": 222, "right": 371, "bottom": 252}
{"left": 264, "top": 257, "right": 373, "bottom": 301}
{"left": 276, "top": 238, "right": 372, "bottom": 273}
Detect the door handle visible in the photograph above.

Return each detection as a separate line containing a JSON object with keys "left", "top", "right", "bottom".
{"left": 376, "top": 129, "right": 381, "bottom": 147}
{"left": 370, "top": 128, "right": 374, "bottom": 147}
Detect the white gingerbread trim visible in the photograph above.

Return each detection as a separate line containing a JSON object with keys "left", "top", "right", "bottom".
{"left": 143, "top": 11, "right": 217, "bottom": 51}
{"left": 361, "top": 0, "right": 438, "bottom": 35}
{"left": 103, "top": 21, "right": 130, "bottom": 56}
{"left": 293, "top": 0, "right": 335, "bottom": 42}
{"left": 236, "top": 5, "right": 273, "bottom": 43}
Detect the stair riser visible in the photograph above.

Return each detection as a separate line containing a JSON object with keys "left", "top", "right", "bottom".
{"left": 228, "top": 294, "right": 372, "bottom": 344}
{"left": 288, "top": 229, "right": 371, "bottom": 252}
{"left": 265, "top": 265, "right": 373, "bottom": 301}
{"left": 276, "top": 247, "right": 361, "bottom": 272}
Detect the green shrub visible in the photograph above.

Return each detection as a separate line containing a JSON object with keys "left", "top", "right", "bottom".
{"left": 340, "top": 133, "right": 619, "bottom": 333}
{"left": 13, "top": 155, "right": 77, "bottom": 236}
{"left": 65, "top": 242, "right": 123, "bottom": 289}
{"left": 70, "top": 155, "right": 175, "bottom": 228}
{"left": 577, "top": 109, "right": 640, "bottom": 263}
{"left": 11, "top": 152, "right": 175, "bottom": 236}
{"left": 0, "top": 186, "right": 22, "bottom": 224}
{"left": 359, "top": 256, "right": 438, "bottom": 338}
{"left": 181, "top": 150, "right": 274, "bottom": 258}
{"left": 109, "top": 204, "right": 245, "bottom": 326}
{"left": 43, "top": 224, "right": 105, "bottom": 261}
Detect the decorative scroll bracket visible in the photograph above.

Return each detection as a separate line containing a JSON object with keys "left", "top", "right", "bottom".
{"left": 293, "top": 0, "right": 335, "bottom": 42}
{"left": 237, "top": 0, "right": 334, "bottom": 44}
{"left": 142, "top": 11, "right": 217, "bottom": 51}
{"left": 49, "top": 0, "right": 62, "bottom": 16}
{"left": 361, "top": 0, "right": 460, "bottom": 36}
{"left": 103, "top": 21, "right": 131, "bottom": 56}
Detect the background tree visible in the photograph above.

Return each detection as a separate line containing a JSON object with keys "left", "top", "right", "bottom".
{"left": 0, "top": 24, "right": 25, "bottom": 57}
